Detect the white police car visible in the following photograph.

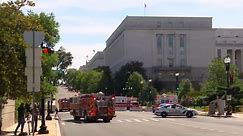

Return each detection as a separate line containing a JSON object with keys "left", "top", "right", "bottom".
{"left": 154, "top": 104, "right": 198, "bottom": 118}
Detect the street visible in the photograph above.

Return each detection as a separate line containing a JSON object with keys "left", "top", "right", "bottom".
{"left": 58, "top": 111, "right": 243, "bottom": 136}
{"left": 56, "top": 86, "right": 243, "bottom": 136}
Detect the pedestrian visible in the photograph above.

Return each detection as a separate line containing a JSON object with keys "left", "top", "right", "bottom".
{"left": 54, "top": 107, "right": 59, "bottom": 119}
{"left": 14, "top": 103, "right": 25, "bottom": 136}
{"left": 32, "top": 103, "right": 39, "bottom": 132}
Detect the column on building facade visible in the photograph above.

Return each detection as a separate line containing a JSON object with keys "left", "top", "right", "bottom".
{"left": 232, "top": 49, "right": 235, "bottom": 65}
{"left": 240, "top": 49, "right": 243, "bottom": 73}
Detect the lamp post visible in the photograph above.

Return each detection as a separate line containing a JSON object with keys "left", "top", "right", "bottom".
{"left": 224, "top": 56, "right": 232, "bottom": 116}
{"left": 175, "top": 72, "right": 180, "bottom": 96}
{"left": 148, "top": 79, "right": 153, "bottom": 104}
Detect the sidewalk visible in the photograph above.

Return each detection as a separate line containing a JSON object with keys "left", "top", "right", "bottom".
{"left": 197, "top": 110, "right": 243, "bottom": 118}
{"left": 1, "top": 115, "right": 60, "bottom": 136}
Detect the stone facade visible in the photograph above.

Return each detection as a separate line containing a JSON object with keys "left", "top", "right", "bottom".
{"left": 85, "top": 16, "right": 243, "bottom": 90}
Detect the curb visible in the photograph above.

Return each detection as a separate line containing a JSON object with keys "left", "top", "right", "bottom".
{"left": 56, "top": 119, "right": 61, "bottom": 136}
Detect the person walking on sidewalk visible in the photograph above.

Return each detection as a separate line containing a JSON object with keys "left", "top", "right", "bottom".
{"left": 14, "top": 103, "right": 26, "bottom": 135}
{"left": 54, "top": 107, "right": 59, "bottom": 119}
{"left": 32, "top": 103, "right": 39, "bottom": 132}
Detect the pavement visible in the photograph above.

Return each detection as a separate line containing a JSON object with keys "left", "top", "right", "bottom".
{"left": 197, "top": 110, "right": 243, "bottom": 118}
{"left": 1, "top": 114, "right": 61, "bottom": 136}
{"left": 58, "top": 111, "right": 243, "bottom": 136}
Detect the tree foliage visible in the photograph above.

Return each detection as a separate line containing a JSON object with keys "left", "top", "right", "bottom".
{"left": 178, "top": 79, "right": 193, "bottom": 101}
{"left": 126, "top": 72, "right": 145, "bottom": 97}
{"left": 114, "top": 61, "right": 147, "bottom": 95}
{"left": 65, "top": 69, "right": 104, "bottom": 94}
{"left": 201, "top": 58, "right": 243, "bottom": 103}
{"left": 0, "top": 0, "right": 39, "bottom": 101}
{"left": 56, "top": 46, "right": 73, "bottom": 71}
{"left": 138, "top": 82, "right": 158, "bottom": 106}
{"left": 0, "top": 0, "right": 60, "bottom": 100}
{"left": 94, "top": 66, "right": 114, "bottom": 95}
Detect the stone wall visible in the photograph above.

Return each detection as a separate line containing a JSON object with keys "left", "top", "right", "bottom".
{"left": 1, "top": 100, "right": 15, "bottom": 129}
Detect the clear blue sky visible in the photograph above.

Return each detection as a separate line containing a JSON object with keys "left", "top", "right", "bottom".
{"left": 2, "top": 0, "right": 243, "bottom": 68}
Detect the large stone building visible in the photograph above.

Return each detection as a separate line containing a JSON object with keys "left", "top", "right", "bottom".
{"left": 85, "top": 16, "right": 243, "bottom": 89}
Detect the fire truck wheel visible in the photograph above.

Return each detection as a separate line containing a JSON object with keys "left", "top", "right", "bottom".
{"left": 83, "top": 112, "right": 89, "bottom": 123}
{"left": 103, "top": 118, "right": 111, "bottom": 123}
{"left": 74, "top": 116, "right": 80, "bottom": 120}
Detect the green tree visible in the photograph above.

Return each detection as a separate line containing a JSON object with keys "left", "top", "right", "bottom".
{"left": 94, "top": 66, "right": 114, "bottom": 95}
{"left": 126, "top": 72, "right": 145, "bottom": 97}
{"left": 138, "top": 82, "right": 158, "bottom": 106}
{"left": 114, "top": 61, "right": 147, "bottom": 95}
{"left": 178, "top": 79, "right": 193, "bottom": 102}
{"left": 0, "top": 0, "right": 38, "bottom": 102}
{"left": 201, "top": 58, "right": 242, "bottom": 103}
{"left": 65, "top": 68, "right": 78, "bottom": 88}
{"left": 49, "top": 46, "right": 73, "bottom": 85}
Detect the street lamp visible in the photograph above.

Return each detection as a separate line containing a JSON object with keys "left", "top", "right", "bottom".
{"left": 224, "top": 56, "right": 232, "bottom": 116}
{"left": 175, "top": 72, "right": 180, "bottom": 96}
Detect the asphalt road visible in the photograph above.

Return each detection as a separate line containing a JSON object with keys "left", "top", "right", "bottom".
{"left": 56, "top": 86, "right": 243, "bottom": 136}
{"left": 58, "top": 111, "right": 243, "bottom": 136}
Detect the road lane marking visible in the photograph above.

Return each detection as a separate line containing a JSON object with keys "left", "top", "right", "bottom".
{"left": 208, "top": 129, "right": 215, "bottom": 131}
{"left": 133, "top": 119, "right": 142, "bottom": 122}
{"left": 150, "top": 118, "right": 159, "bottom": 122}
{"left": 217, "top": 130, "right": 224, "bottom": 133}
{"left": 61, "top": 122, "right": 65, "bottom": 125}
{"left": 231, "top": 132, "right": 239, "bottom": 135}
{"left": 167, "top": 119, "right": 175, "bottom": 121}
{"left": 117, "top": 120, "right": 123, "bottom": 123}
{"left": 142, "top": 119, "right": 150, "bottom": 122}
{"left": 125, "top": 119, "right": 132, "bottom": 122}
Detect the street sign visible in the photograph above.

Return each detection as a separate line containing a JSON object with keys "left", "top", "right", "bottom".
{"left": 23, "top": 31, "right": 44, "bottom": 47}
{"left": 25, "top": 67, "right": 42, "bottom": 92}
{"left": 226, "top": 95, "right": 232, "bottom": 101}
{"left": 25, "top": 48, "right": 42, "bottom": 67}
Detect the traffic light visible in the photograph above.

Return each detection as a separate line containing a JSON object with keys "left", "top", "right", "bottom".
{"left": 42, "top": 48, "right": 49, "bottom": 54}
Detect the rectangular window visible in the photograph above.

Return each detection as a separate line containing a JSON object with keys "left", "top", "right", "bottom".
{"left": 217, "top": 49, "right": 221, "bottom": 58}
{"left": 156, "top": 34, "right": 163, "bottom": 54}
{"left": 168, "top": 34, "right": 174, "bottom": 47}
{"left": 179, "top": 34, "right": 186, "bottom": 48}
{"left": 168, "top": 58, "right": 174, "bottom": 67}
{"left": 227, "top": 49, "right": 232, "bottom": 59}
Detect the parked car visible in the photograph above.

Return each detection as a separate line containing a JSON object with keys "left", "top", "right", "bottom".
{"left": 154, "top": 104, "right": 198, "bottom": 118}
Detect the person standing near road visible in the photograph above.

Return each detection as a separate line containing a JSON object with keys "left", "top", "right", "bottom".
{"left": 32, "top": 103, "right": 39, "bottom": 132}
{"left": 14, "top": 103, "right": 25, "bottom": 135}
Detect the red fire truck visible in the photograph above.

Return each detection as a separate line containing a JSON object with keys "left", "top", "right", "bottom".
{"left": 69, "top": 92, "right": 115, "bottom": 122}
{"left": 58, "top": 98, "right": 70, "bottom": 112}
